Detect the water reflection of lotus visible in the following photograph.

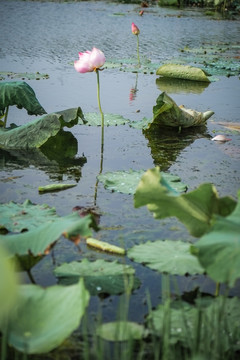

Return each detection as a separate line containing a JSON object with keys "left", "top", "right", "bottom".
{"left": 156, "top": 77, "right": 210, "bottom": 94}
{"left": 144, "top": 126, "right": 211, "bottom": 171}
{"left": 0, "top": 130, "right": 87, "bottom": 182}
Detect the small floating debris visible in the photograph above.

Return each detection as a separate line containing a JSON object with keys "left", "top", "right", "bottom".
{"left": 38, "top": 183, "right": 77, "bottom": 193}
{"left": 211, "top": 135, "right": 231, "bottom": 142}
{"left": 86, "top": 238, "right": 126, "bottom": 255}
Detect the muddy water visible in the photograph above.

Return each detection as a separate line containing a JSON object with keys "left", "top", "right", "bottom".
{"left": 0, "top": 0, "right": 240, "bottom": 324}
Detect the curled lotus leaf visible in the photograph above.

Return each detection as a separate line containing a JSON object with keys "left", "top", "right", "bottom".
{"left": 0, "top": 81, "right": 46, "bottom": 116}
{"left": 156, "top": 64, "right": 211, "bottom": 82}
{"left": 148, "top": 92, "right": 214, "bottom": 129}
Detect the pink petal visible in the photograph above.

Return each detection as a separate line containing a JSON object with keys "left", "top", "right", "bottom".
{"left": 211, "top": 135, "right": 232, "bottom": 142}
{"left": 74, "top": 59, "right": 92, "bottom": 73}
{"left": 89, "top": 47, "right": 106, "bottom": 70}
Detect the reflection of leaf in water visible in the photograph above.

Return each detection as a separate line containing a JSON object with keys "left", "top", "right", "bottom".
{"left": 0, "top": 130, "right": 87, "bottom": 182}
{"left": 156, "top": 77, "right": 210, "bottom": 94}
{"left": 144, "top": 125, "right": 211, "bottom": 171}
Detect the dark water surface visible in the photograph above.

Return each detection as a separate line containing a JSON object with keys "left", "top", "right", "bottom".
{"left": 0, "top": 0, "right": 240, "bottom": 325}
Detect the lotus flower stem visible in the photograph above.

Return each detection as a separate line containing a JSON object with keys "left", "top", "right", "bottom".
{"left": 136, "top": 34, "right": 140, "bottom": 66}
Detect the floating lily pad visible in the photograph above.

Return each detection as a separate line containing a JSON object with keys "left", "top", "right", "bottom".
{"left": 148, "top": 92, "right": 214, "bottom": 129}
{"left": 134, "top": 167, "right": 236, "bottom": 237}
{"left": 0, "top": 71, "right": 49, "bottom": 81}
{"left": 128, "top": 240, "right": 204, "bottom": 275}
{"left": 54, "top": 259, "right": 140, "bottom": 295}
{"left": 0, "top": 199, "right": 57, "bottom": 233}
{"left": 104, "top": 58, "right": 159, "bottom": 74}
{"left": 0, "top": 211, "right": 92, "bottom": 257}
{"left": 2, "top": 279, "right": 89, "bottom": 354}
{"left": 97, "top": 321, "right": 147, "bottom": 342}
{"left": 0, "top": 81, "right": 46, "bottom": 116}
{"left": 0, "top": 107, "right": 84, "bottom": 149}
{"left": 81, "top": 112, "right": 130, "bottom": 126}
{"left": 191, "top": 190, "right": 240, "bottom": 287}
{"left": 156, "top": 64, "right": 211, "bottom": 82}
{"left": 98, "top": 169, "right": 188, "bottom": 195}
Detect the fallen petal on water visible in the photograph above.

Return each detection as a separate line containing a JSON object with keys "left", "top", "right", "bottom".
{"left": 211, "top": 135, "right": 231, "bottom": 142}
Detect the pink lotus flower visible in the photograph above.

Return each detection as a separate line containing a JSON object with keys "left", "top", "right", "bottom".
{"left": 74, "top": 47, "right": 105, "bottom": 73}
{"left": 131, "top": 22, "right": 140, "bottom": 35}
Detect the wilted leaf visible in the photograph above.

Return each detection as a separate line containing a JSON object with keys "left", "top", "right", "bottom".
{"left": 191, "top": 190, "right": 240, "bottom": 287}
{"left": 156, "top": 64, "right": 211, "bottom": 82}
{"left": 38, "top": 183, "right": 77, "bottom": 193}
{"left": 128, "top": 240, "right": 204, "bottom": 275}
{"left": 0, "top": 212, "right": 92, "bottom": 257}
{"left": 3, "top": 279, "right": 89, "bottom": 354}
{"left": 0, "top": 81, "right": 46, "bottom": 116}
{"left": 86, "top": 238, "right": 125, "bottom": 255}
{"left": 134, "top": 167, "right": 236, "bottom": 237}
{"left": 148, "top": 92, "right": 214, "bottom": 129}
{"left": 97, "top": 321, "right": 146, "bottom": 342}
{"left": 54, "top": 259, "right": 140, "bottom": 295}
{"left": 0, "top": 107, "right": 84, "bottom": 149}
{"left": 98, "top": 169, "right": 188, "bottom": 195}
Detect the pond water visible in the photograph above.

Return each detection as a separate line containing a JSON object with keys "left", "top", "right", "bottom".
{"left": 0, "top": 0, "right": 240, "bottom": 326}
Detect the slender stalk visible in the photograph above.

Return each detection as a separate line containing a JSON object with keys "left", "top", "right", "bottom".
{"left": 94, "top": 69, "right": 104, "bottom": 206}
{"left": 3, "top": 106, "right": 9, "bottom": 128}
{"left": 136, "top": 35, "right": 140, "bottom": 66}
{"left": 215, "top": 282, "right": 220, "bottom": 296}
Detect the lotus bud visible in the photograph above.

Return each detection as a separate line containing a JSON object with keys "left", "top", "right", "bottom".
{"left": 131, "top": 22, "right": 140, "bottom": 35}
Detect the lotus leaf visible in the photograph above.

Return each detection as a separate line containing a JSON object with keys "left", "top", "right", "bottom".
{"left": 81, "top": 112, "right": 130, "bottom": 126}
{"left": 0, "top": 107, "right": 84, "bottom": 149}
{"left": 0, "top": 71, "right": 49, "bottom": 81}
{"left": 156, "top": 64, "right": 211, "bottom": 82}
{"left": 96, "top": 321, "right": 147, "bottom": 342}
{"left": 0, "top": 81, "right": 46, "bottom": 116}
{"left": 54, "top": 258, "right": 140, "bottom": 295}
{"left": 0, "top": 212, "right": 92, "bottom": 257}
{"left": 128, "top": 240, "right": 204, "bottom": 275}
{"left": 191, "top": 190, "right": 240, "bottom": 287}
{"left": 3, "top": 279, "right": 89, "bottom": 354}
{"left": 0, "top": 199, "right": 57, "bottom": 233}
{"left": 148, "top": 92, "right": 214, "bottom": 129}
{"left": 98, "top": 169, "right": 188, "bottom": 195}
{"left": 134, "top": 167, "right": 236, "bottom": 237}
{"left": 147, "top": 297, "right": 240, "bottom": 352}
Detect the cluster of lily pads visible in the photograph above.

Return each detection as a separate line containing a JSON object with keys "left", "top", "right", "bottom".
{"left": 0, "top": 52, "right": 239, "bottom": 358}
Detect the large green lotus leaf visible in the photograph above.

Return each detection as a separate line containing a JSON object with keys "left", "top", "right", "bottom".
{"left": 147, "top": 92, "right": 214, "bottom": 129}
{"left": 0, "top": 245, "right": 19, "bottom": 325}
{"left": 128, "top": 240, "right": 204, "bottom": 275}
{"left": 80, "top": 112, "right": 130, "bottom": 126}
{"left": 156, "top": 64, "right": 211, "bottom": 82}
{"left": 0, "top": 212, "right": 92, "bottom": 257}
{"left": 54, "top": 259, "right": 140, "bottom": 296}
{"left": 147, "top": 297, "right": 240, "bottom": 352}
{"left": 134, "top": 167, "right": 236, "bottom": 237}
{"left": 98, "top": 169, "right": 188, "bottom": 195}
{"left": 0, "top": 81, "right": 46, "bottom": 116}
{"left": 0, "top": 199, "right": 57, "bottom": 233}
{"left": 0, "top": 107, "right": 84, "bottom": 149}
{"left": 97, "top": 321, "right": 147, "bottom": 342}
{"left": 191, "top": 190, "right": 240, "bottom": 287}
{"left": 4, "top": 279, "right": 90, "bottom": 354}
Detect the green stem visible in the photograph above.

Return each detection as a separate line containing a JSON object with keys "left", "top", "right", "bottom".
{"left": 215, "top": 282, "right": 220, "bottom": 297}
{"left": 94, "top": 69, "right": 104, "bottom": 206}
{"left": 136, "top": 35, "right": 140, "bottom": 66}
{"left": 3, "top": 106, "right": 9, "bottom": 128}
